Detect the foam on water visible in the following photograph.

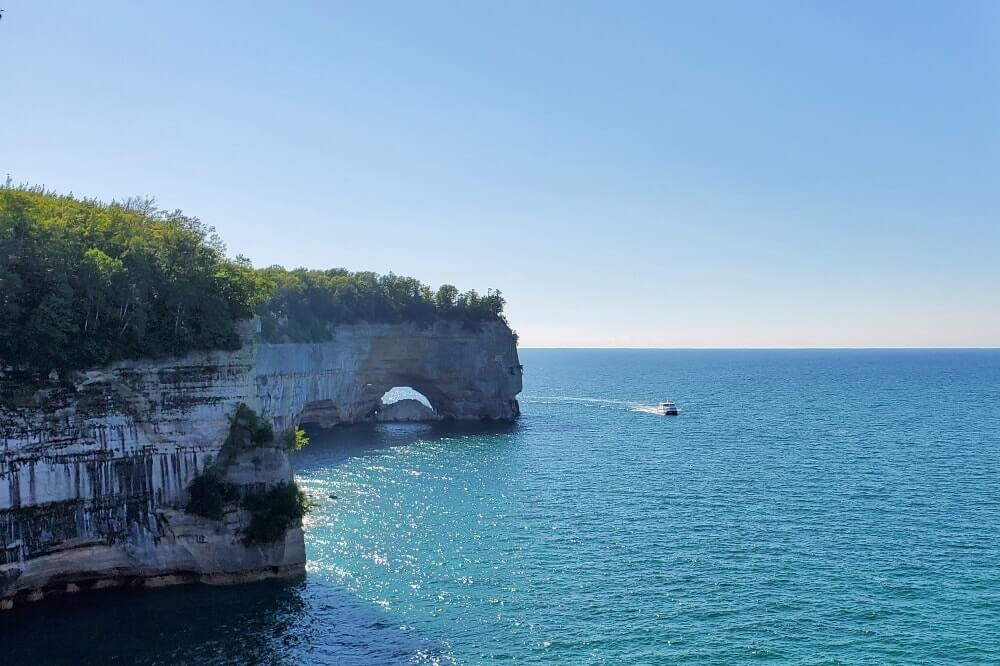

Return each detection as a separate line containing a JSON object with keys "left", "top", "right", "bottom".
{"left": 525, "top": 393, "right": 672, "bottom": 416}
{"left": 521, "top": 394, "right": 635, "bottom": 407}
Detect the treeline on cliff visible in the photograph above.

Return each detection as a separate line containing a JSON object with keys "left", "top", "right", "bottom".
{"left": 0, "top": 187, "right": 509, "bottom": 371}
{"left": 0, "top": 187, "right": 265, "bottom": 370}
{"left": 256, "top": 267, "right": 506, "bottom": 343}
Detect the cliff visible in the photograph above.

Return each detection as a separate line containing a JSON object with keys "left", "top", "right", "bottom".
{"left": 0, "top": 319, "right": 521, "bottom": 609}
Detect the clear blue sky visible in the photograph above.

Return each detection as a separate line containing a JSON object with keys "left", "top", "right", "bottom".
{"left": 2, "top": 1, "right": 997, "bottom": 347}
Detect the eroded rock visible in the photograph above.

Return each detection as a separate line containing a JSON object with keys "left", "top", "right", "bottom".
{"left": 256, "top": 320, "right": 522, "bottom": 429}
{"left": 0, "top": 318, "right": 521, "bottom": 608}
{"left": 376, "top": 399, "right": 440, "bottom": 422}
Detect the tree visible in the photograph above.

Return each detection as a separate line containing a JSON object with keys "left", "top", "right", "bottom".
{"left": 435, "top": 284, "right": 458, "bottom": 311}
{"left": 0, "top": 186, "right": 512, "bottom": 369}
{"left": 0, "top": 188, "right": 272, "bottom": 370}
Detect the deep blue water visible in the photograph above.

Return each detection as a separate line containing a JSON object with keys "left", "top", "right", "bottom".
{"left": 3, "top": 350, "right": 1000, "bottom": 664}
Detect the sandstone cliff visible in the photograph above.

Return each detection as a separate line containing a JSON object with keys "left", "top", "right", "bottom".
{"left": 0, "top": 319, "right": 521, "bottom": 609}
{"left": 257, "top": 321, "right": 522, "bottom": 429}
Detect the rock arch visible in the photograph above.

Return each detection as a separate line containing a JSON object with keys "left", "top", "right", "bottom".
{"left": 255, "top": 320, "right": 521, "bottom": 431}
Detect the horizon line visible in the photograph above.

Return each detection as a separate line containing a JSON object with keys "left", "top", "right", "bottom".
{"left": 518, "top": 346, "right": 1000, "bottom": 351}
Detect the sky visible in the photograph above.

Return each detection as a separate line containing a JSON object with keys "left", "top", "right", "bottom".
{"left": 1, "top": 1, "right": 998, "bottom": 347}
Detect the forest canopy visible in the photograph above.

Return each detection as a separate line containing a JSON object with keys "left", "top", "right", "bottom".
{"left": 256, "top": 266, "right": 506, "bottom": 344}
{"left": 0, "top": 186, "right": 509, "bottom": 371}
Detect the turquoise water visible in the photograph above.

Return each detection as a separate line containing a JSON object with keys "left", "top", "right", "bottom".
{"left": 4, "top": 350, "right": 1000, "bottom": 664}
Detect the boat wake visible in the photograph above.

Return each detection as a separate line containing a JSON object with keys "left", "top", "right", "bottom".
{"left": 524, "top": 395, "right": 676, "bottom": 416}
{"left": 521, "top": 395, "right": 634, "bottom": 408}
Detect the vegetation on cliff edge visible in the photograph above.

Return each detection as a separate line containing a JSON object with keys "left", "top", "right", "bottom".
{"left": 256, "top": 266, "right": 507, "bottom": 344}
{"left": 0, "top": 185, "right": 513, "bottom": 371}
{"left": 185, "top": 404, "right": 310, "bottom": 544}
{"left": 283, "top": 426, "right": 310, "bottom": 451}
{"left": 0, "top": 186, "right": 266, "bottom": 370}
{"left": 241, "top": 481, "right": 311, "bottom": 546}
{"left": 185, "top": 467, "right": 240, "bottom": 521}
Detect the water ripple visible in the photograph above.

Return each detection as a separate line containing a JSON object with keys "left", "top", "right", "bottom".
{"left": 4, "top": 350, "right": 999, "bottom": 664}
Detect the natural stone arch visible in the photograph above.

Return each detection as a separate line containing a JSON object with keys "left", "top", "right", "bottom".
{"left": 255, "top": 320, "right": 522, "bottom": 430}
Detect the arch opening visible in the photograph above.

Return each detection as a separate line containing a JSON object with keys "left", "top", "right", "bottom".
{"left": 381, "top": 386, "right": 433, "bottom": 409}
{"left": 373, "top": 386, "right": 441, "bottom": 423}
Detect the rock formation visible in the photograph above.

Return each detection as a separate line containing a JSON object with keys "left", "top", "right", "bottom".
{"left": 375, "top": 399, "right": 439, "bottom": 422}
{"left": 0, "top": 319, "right": 521, "bottom": 609}
{"left": 257, "top": 321, "right": 522, "bottom": 429}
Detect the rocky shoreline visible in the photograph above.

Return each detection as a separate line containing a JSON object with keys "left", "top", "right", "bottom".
{"left": 0, "top": 319, "right": 520, "bottom": 609}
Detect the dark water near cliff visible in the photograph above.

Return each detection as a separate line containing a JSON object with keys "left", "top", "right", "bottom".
{"left": 4, "top": 350, "right": 1000, "bottom": 664}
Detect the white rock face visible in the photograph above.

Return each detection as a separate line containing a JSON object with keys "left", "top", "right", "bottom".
{"left": 0, "top": 323, "right": 304, "bottom": 609}
{"left": 0, "top": 319, "right": 521, "bottom": 608}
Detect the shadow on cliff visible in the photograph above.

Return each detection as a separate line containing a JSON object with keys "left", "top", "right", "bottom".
{"left": 293, "top": 420, "right": 521, "bottom": 470}
{"left": 0, "top": 578, "right": 451, "bottom": 665}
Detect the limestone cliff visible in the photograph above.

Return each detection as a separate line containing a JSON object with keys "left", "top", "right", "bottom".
{"left": 0, "top": 319, "right": 521, "bottom": 609}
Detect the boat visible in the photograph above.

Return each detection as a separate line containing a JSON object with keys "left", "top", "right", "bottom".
{"left": 655, "top": 400, "right": 679, "bottom": 416}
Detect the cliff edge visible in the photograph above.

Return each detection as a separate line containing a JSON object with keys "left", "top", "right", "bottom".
{"left": 0, "top": 319, "right": 521, "bottom": 609}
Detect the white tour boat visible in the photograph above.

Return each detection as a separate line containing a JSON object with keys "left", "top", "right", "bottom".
{"left": 655, "top": 400, "right": 679, "bottom": 416}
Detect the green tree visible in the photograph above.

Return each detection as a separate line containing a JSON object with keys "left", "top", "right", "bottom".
{"left": 0, "top": 185, "right": 514, "bottom": 369}
{"left": 435, "top": 284, "right": 458, "bottom": 312}
{"left": 0, "top": 187, "right": 271, "bottom": 370}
